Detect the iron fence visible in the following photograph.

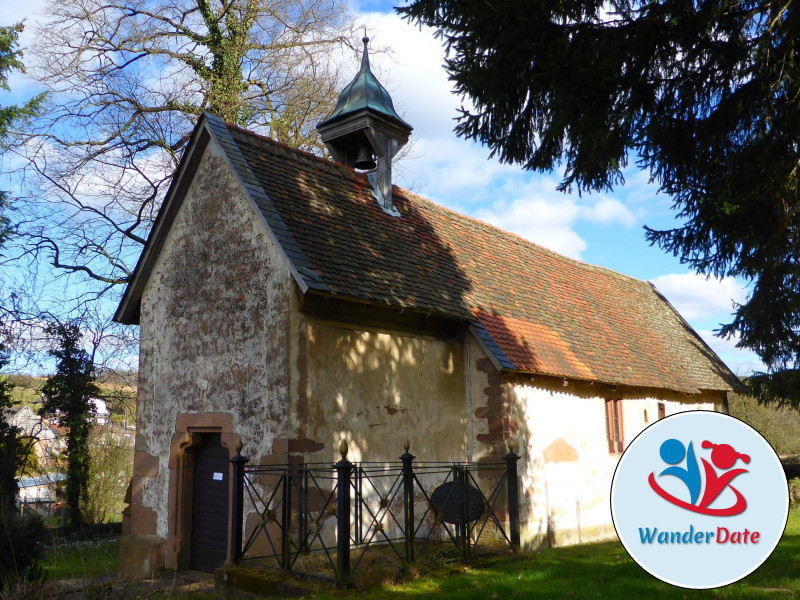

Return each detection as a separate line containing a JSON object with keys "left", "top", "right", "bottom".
{"left": 229, "top": 440, "right": 520, "bottom": 588}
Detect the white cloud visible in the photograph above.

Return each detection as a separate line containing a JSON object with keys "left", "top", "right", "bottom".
{"left": 468, "top": 177, "right": 639, "bottom": 258}
{"left": 475, "top": 196, "right": 586, "bottom": 259}
{"left": 585, "top": 197, "right": 636, "bottom": 226}
{"left": 650, "top": 273, "right": 747, "bottom": 321}
{"left": 359, "top": 12, "right": 465, "bottom": 139}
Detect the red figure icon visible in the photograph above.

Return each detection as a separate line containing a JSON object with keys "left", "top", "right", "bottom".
{"left": 648, "top": 439, "right": 750, "bottom": 516}
{"left": 697, "top": 441, "right": 750, "bottom": 511}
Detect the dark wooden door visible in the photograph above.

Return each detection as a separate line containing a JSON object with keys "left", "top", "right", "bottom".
{"left": 190, "top": 433, "right": 230, "bottom": 572}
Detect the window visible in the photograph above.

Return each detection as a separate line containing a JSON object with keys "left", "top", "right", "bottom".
{"left": 658, "top": 402, "right": 666, "bottom": 420}
{"left": 605, "top": 398, "right": 624, "bottom": 453}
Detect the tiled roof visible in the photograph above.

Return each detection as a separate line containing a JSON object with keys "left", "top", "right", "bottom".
{"left": 218, "top": 116, "right": 739, "bottom": 394}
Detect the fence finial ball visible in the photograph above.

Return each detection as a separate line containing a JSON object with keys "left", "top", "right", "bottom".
{"left": 235, "top": 438, "right": 243, "bottom": 453}
{"left": 339, "top": 438, "right": 349, "bottom": 457}
{"left": 404, "top": 439, "right": 410, "bottom": 452}
{"left": 508, "top": 438, "right": 518, "bottom": 453}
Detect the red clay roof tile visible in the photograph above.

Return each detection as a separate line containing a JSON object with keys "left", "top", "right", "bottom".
{"left": 225, "top": 123, "right": 738, "bottom": 394}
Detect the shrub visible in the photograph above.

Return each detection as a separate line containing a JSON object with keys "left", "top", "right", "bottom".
{"left": 0, "top": 512, "right": 48, "bottom": 587}
{"left": 789, "top": 477, "right": 800, "bottom": 507}
{"left": 0, "top": 563, "right": 62, "bottom": 600}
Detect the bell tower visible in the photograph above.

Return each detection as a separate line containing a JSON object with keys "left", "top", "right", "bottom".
{"left": 316, "top": 36, "right": 412, "bottom": 214}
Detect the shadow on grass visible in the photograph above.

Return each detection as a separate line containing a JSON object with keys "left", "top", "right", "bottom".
{"left": 328, "top": 513, "right": 800, "bottom": 599}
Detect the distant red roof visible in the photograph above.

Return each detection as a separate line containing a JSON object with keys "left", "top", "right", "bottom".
{"left": 117, "top": 113, "right": 740, "bottom": 395}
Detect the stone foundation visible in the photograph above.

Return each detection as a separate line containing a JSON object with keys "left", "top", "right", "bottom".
{"left": 119, "top": 534, "right": 166, "bottom": 579}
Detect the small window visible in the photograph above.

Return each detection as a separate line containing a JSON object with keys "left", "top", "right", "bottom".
{"left": 605, "top": 398, "right": 624, "bottom": 453}
{"left": 658, "top": 402, "right": 666, "bottom": 420}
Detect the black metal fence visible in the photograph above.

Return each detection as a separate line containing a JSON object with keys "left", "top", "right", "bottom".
{"left": 229, "top": 440, "right": 520, "bottom": 588}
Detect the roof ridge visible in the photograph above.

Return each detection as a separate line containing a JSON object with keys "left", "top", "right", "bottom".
{"left": 223, "top": 121, "right": 369, "bottom": 183}
{"left": 228, "top": 117, "right": 652, "bottom": 289}
{"left": 394, "top": 186, "right": 647, "bottom": 286}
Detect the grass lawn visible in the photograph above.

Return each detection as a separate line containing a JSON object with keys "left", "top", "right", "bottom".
{"left": 41, "top": 537, "right": 119, "bottom": 580}
{"left": 35, "top": 511, "right": 800, "bottom": 597}
{"left": 307, "top": 508, "right": 800, "bottom": 599}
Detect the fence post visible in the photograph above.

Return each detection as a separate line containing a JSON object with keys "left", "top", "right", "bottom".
{"left": 281, "top": 469, "right": 292, "bottom": 570}
{"left": 400, "top": 440, "right": 415, "bottom": 563}
{"left": 335, "top": 439, "right": 352, "bottom": 589}
{"left": 300, "top": 468, "right": 308, "bottom": 553}
{"left": 458, "top": 465, "right": 469, "bottom": 560}
{"left": 229, "top": 439, "right": 248, "bottom": 565}
{"left": 504, "top": 439, "right": 521, "bottom": 550}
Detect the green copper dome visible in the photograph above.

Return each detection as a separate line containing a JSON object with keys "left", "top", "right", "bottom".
{"left": 318, "top": 37, "right": 412, "bottom": 130}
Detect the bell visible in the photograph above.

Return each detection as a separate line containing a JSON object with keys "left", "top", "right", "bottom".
{"left": 352, "top": 145, "right": 377, "bottom": 171}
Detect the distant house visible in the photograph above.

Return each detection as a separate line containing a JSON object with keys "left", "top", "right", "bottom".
{"left": 114, "top": 39, "right": 741, "bottom": 577}
{"left": 17, "top": 473, "right": 65, "bottom": 516}
{"left": 8, "top": 405, "right": 65, "bottom": 469}
{"left": 89, "top": 397, "right": 110, "bottom": 425}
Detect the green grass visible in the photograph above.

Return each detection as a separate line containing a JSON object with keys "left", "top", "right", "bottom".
{"left": 40, "top": 537, "right": 119, "bottom": 580}
{"left": 33, "top": 511, "right": 800, "bottom": 597}
{"left": 308, "top": 509, "right": 800, "bottom": 599}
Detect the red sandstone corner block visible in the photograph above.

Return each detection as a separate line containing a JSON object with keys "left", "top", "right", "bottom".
{"left": 487, "top": 417, "right": 519, "bottom": 434}
{"left": 272, "top": 437, "right": 325, "bottom": 454}
{"left": 175, "top": 411, "right": 234, "bottom": 434}
{"left": 118, "top": 534, "right": 165, "bottom": 579}
{"left": 475, "top": 405, "right": 504, "bottom": 419}
{"left": 133, "top": 450, "right": 160, "bottom": 478}
{"left": 244, "top": 513, "right": 282, "bottom": 558}
{"left": 477, "top": 431, "right": 508, "bottom": 443}
{"left": 129, "top": 503, "right": 159, "bottom": 536}
{"left": 130, "top": 475, "right": 144, "bottom": 505}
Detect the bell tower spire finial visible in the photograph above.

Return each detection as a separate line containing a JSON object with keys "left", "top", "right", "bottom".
{"left": 361, "top": 32, "right": 370, "bottom": 69}
{"left": 316, "top": 34, "right": 413, "bottom": 215}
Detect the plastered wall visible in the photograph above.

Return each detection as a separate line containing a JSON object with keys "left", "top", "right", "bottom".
{"left": 506, "top": 378, "right": 723, "bottom": 548}
{"left": 290, "top": 319, "right": 469, "bottom": 463}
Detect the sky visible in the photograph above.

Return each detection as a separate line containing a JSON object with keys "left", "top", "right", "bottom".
{"left": 0, "top": 0, "right": 764, "bottom": 376}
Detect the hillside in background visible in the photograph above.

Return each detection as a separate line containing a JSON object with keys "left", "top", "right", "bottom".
{"left": 6, "top": 372, "right": 137, "bottom": 426}
{"left": 729, "top": 393, "right": 800, "bottom": 455}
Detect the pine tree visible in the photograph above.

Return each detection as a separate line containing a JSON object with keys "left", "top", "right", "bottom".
{"left": 400, "top": 0, "right": 800, "bottom": 402}
{"left": 40, "top": 323, "right": 100, "bottom": 530}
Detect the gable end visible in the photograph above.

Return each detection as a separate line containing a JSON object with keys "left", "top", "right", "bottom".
{"left": 114, "top": 113, "right": 329, "bottom": 325}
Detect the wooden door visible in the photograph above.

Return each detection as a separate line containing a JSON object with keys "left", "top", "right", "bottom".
{"left": 190, "top": 433, "right": 229, "bottom": 572}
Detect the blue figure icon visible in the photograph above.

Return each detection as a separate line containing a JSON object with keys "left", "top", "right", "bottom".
{"left": 659, "top": 438, "right": 701, "bottom": 505}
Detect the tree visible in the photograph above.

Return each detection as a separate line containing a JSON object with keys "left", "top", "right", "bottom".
{"left": 0, "top": 23, "right": 45, "bottom": 305}
{"left": 0, "top": 331, "right": 36, "bottom": 513}
{"left": 400, "top": 0, "right": 800, "bottom": 401}
{"left": 0, "top": 22, "right": 45, "bottom": 242}
{"left": 0, "top": 24, "right": 44, "bottom": 143}
{"left": 6, "top": 0, "right": 356, "bottom": 299}
{"left": 0, "top": 340, "right": 20, "bottom": 514}
{"left": 81, "top": 426, "right": 133, "bottom": 524}
{"left": 40, "top": 323, "right": 100, "bottom": 530}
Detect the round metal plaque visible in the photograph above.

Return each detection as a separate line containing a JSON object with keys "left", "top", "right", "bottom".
{"left": 430, "top": 481, "right": 484, "bottom": 525}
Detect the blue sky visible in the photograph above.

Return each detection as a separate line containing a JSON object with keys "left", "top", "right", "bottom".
{"left": 0, "top": 0, "right": 763, "bottom": 376}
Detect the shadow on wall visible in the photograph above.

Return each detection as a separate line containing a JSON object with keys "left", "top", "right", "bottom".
{"left": 302, "top": 323, "right": 470, "bottom": 464}
{"left": 256, "top": 158, "right": 486, "bottom": 464}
